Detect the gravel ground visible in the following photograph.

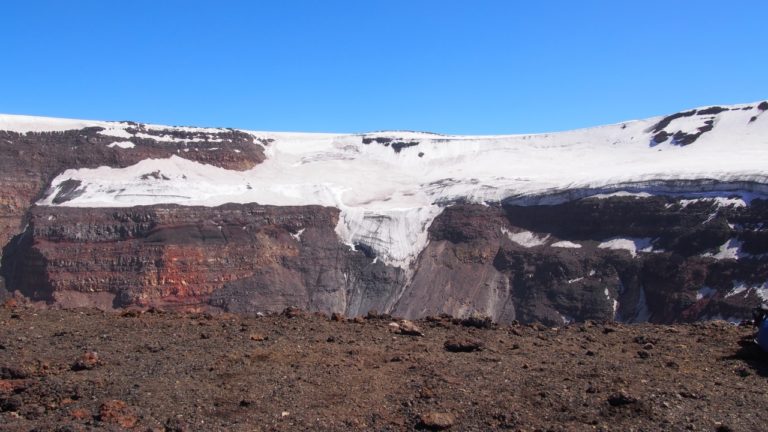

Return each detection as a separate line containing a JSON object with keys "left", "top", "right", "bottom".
{"left": 1, "top": 306, "right": 767, "bottom": 431}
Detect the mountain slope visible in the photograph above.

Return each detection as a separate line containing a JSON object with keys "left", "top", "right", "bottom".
{"left": 1, "top": 102, "right": 767, "bottom": 323}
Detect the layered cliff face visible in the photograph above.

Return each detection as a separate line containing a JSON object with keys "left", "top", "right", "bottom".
{"left": 1, "top": 204, "right": 404, "bottom": 314}
{"left": 0, "top": 118, "right": 265, "bottom": 293}
{"left": 397, "top": 198, "right": 768, "bottom": 325}
{"left": 3, "top": 197, "right": 766, "bottom": 325}
{"left": 0, "top": 103, "right": 767, "bottom": 324}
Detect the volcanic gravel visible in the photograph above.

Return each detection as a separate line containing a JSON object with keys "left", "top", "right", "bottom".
{"left": 1, "top": 306, "right": 767, "bottom": 431}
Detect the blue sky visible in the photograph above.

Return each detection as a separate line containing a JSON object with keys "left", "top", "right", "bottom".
{"left": 1, "top": 1, "right": 766, "bottom": 134}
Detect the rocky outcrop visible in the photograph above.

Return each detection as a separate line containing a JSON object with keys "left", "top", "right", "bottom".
{"left": 3, "top": 196, "right": 766, "bottom": 324}
{"left": 395, "top": 198, "right": 768, "bottom": 324}
{"left": 0, "top": 127, "right": 264, "bottom": 294}
{"left": 1, "top": 204, "right": 405, "bottom": 314}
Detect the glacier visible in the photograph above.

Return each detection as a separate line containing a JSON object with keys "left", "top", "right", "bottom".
{"left": 2, "top": 101, "right": 766, "bottom": 269}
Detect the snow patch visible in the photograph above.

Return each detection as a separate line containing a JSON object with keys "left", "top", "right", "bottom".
{"left": 604, "top": 287, "right": 619, "bottom": 318}
{"left": 290, "top": 228, "right": 305, "bottom": 242}
{"left": 107, "top": 141, "right": 135, "bottom": 149}
{"left": 0, "top": 114, "right": 104, "bottom": 132}
{"left": 501, "top": 228, "right": 550, "bottom": 248}
{"left": 678, "top": 196, "right": 747, "bottom": 209}
{"left": 726, "top": 283, "right": 749, "bottom": 298}
{"left": 696, "top": 286, "right": 717, "bottom": 301}
{"left": 703, "top": 238, "right": 747, "bottom": 260}
{"left": 726, "top": 281, "right": 768, "bottom": 303}
{"left": 551, "top": 240, "right": 582, "bottom": 249}
{"left": 586, "top": 191, "right": 652, "bottom": 200}
{"left": 335, "top": 205, "right": 442, "bottom": 268}
{"left": 597, "top": 238, "right": 654, "bottom": 257}
{"left": 559, "top": 313, "right": 575, "bottom": 325}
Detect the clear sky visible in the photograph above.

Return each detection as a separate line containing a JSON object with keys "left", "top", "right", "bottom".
{"left": 1, "top": 1, "right": 766, "bottom": 134}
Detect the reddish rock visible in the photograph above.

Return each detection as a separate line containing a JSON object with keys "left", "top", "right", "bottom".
{"left": 98, "top": 399, "right": 137, "bottom": 428}
{"left": 397, "top": 320, "right": 424, "bottom": 336}
{"left": 249, "top": 332, "right": 268, "bottom": 342}
{"left": 70, "top": 407, "right": 91, "bottom": 420}
{"left": 418, "top": 412, "right": 456, "bottom": 430}
{"left": 0, "top": 379, "right": 26, "bottom": 394}
{"left": 71, "top": 351, "right": 100, "bottom": 371}
{"left": 282, "top": 307, "right": 305, "bottom": 319}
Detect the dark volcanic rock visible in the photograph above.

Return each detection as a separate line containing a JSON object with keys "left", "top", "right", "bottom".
{"left": 0, "top": 127, "right": 265, "bottom": 291}
{"left": 2, "top": 203, "right": 405, "bottom": 316}
{"left": 394, "top": 198, "right": 768, "bottom": 324}
{"left": 1, "top": 195, "right": 767, "bottom": 324}
{"left": 444, "top": 337, "right": 484, "bottom": 352}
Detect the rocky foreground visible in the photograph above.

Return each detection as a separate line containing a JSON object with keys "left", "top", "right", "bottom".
{"left": 1, "top": 306, "right": 767, "bottom": 431}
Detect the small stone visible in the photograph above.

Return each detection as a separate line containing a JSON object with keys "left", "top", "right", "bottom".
{"left": 330, "top": 312, "right": 345, "bottom": 322}
{"left": 643, "top": 342, "right": 654, "bottom": 350}
{"left": 607, "top": 391, "right": 637, "bottom": 406}
{"left": 0, "top": 366, "right": 29, "bottom": 379}
{"left": 250, "top": 333, "right": 268, "bottom": 342}
{"left": 459, "top": 315, "right": 493, "bottom": 329}
{"left": 637, "top": 350, "right": 651, "bottom": 359}
{"left": 419, "top": 387, "right": 435, "bottom": 399}
{"left": 119, "top": 309, "right": 141, "bottom": 318}
{"left": 282, "top": 307, "right": 304, "bottom": 318}
{"left": 367, "top": 309, "right": 388, "bottom": 320}
{"left": 397, "top": 320, "right": 424, "bottom": 336}
{"left": 418, "top": 412, "right": 455, "bottom": 430}
{"left": 444, "top": 337, "right": 484, "bottom": 352}
{"left": 71, "top": 352, "right": 100, "bottom": 371}
{"left": 1, "top": 394, "right": 23, "bottom": 412}
{"left": 164, "top": 417, "right": 190, "bottom": 432}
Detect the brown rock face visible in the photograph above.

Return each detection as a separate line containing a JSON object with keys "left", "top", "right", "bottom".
{"left": 393, "top": 199, "right": 768, "bottom": 324}
{"left": 3, "top": 196, "right": 765, "bottom": 324}
{"left": 2, "top": 203, "right": 405, "bottom": 315}
{"left": 0, "top": 126, "right": 264, "bottom": 296}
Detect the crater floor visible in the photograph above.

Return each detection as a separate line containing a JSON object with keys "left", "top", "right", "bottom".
{"left": 1, "top": 305, "right": 767, "bottom": 431}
